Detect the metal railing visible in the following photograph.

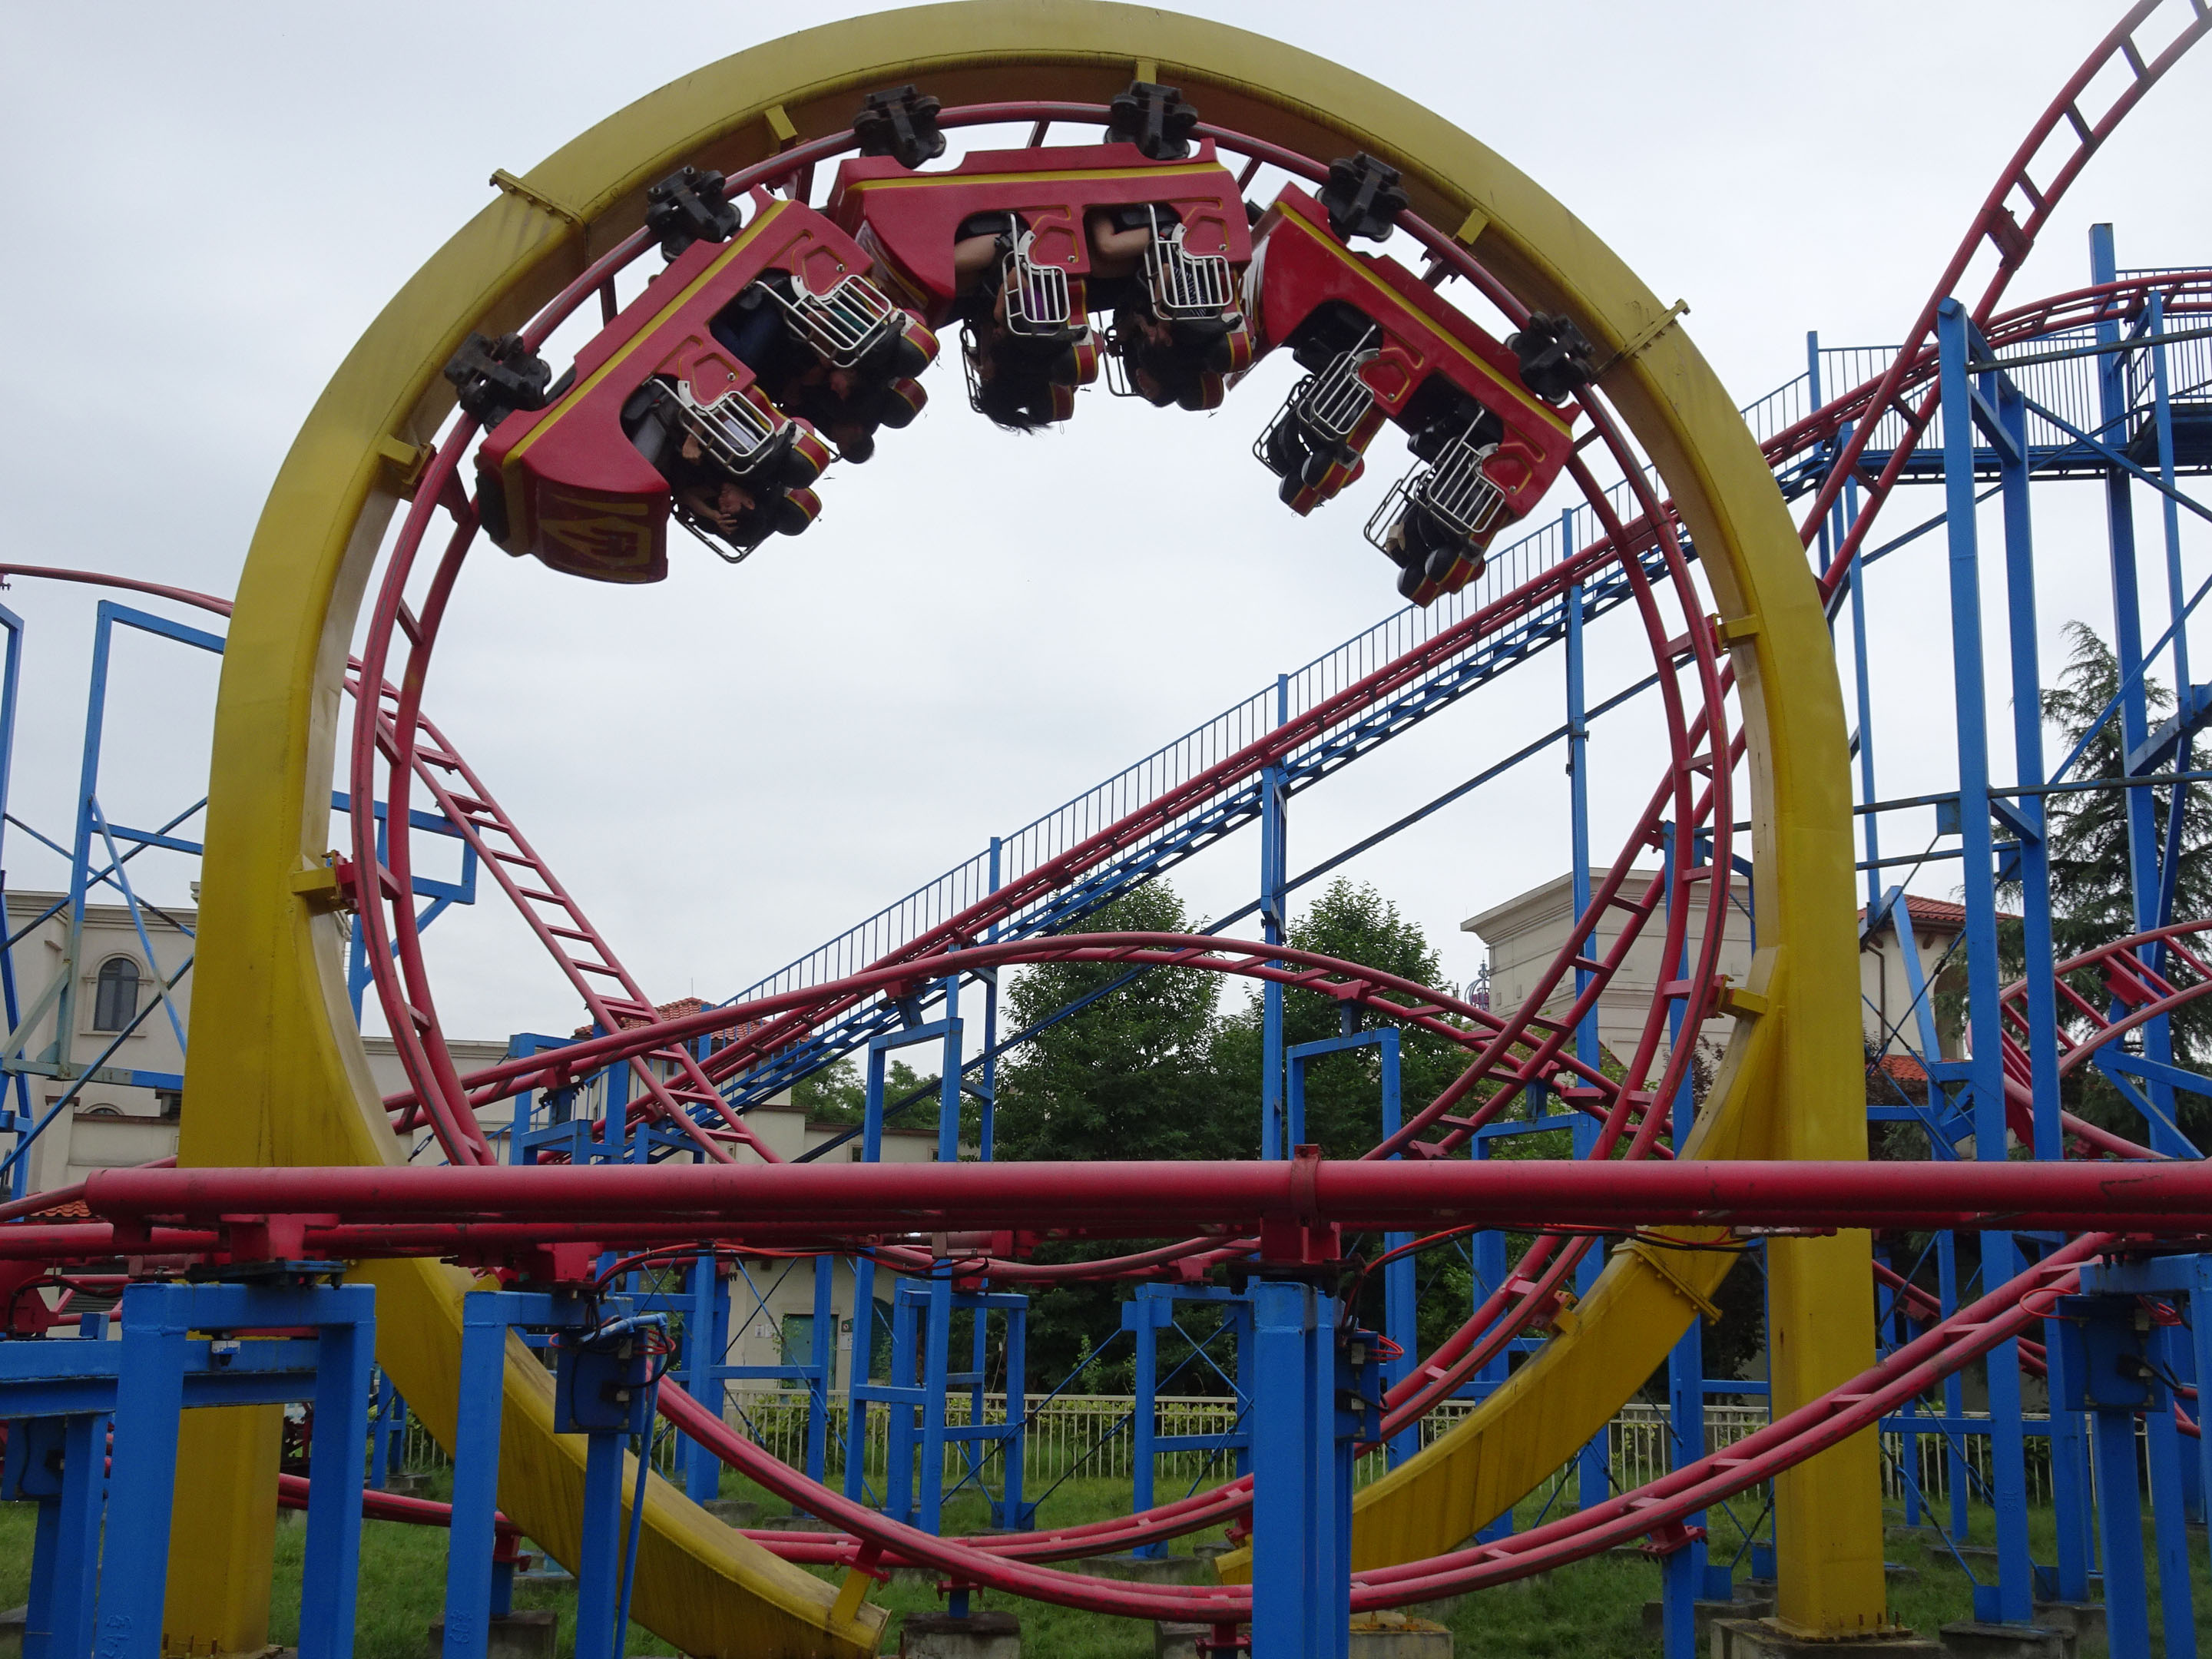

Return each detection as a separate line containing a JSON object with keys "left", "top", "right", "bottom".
{"left": 396, "top": 1392, "right": 2088, "bottom": 1515}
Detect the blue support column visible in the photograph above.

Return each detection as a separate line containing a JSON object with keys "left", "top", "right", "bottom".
{"left": 1565, "top": 563, "right": 1613, "bottom": 1522}
{"left": 808, "top": 1254, "right": 835, "bottom": 1485}
{"left": 680, "top": 1257, "right": 730, "bottom": 1499}
{"left": 303, "top": 1292, "right": 375, "bottom": 1659}
{"left": 448, "top": 1295, "right": 518, "bottom": 1659}
{"left": 2091, "top": 225, "right": 2187, "bottom": 1155}
{"left": 1249, "top": 1281, "right": 1379, "bottom": 1659}
{"left": 1988, "top": 339, "right": 2099, "bottom": 1605}
{"left": 0, "top": 604, "right": 34, "bottom": 1200}
{"left": 1128, "top": 1296, "right": 1161, "bottom": 1543}
{"left": 98, "top": 1286, "right": 192, "bottom": 1659}
{"left": 1286, "top": 1029, "right": 1414, "bottom": 1464}
{"left": 1125, "top": 1286, "right": 1253, "bottom": 1555}
{"left": 448, "top": 1288, "right": 601, "bottom": 1659}
{"left": 2058, "top": 1283, "right": 2161, "bottom": 1658}
{"left": 575, "top": 1430, "right": 626, "bottom": 1659}
{"left": 1260, "top": 674, "right": 1291, "bottom": 1160}
{"left": 1937, "top": 299, "right": 2034, "bottom": 1623}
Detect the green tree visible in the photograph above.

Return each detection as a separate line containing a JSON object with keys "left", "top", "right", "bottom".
{"left": 789, "top": 1055, "right": 940, "bottom": 1130}
{"left": 992, "top": 880, "right": 1233, "bottom": 1164}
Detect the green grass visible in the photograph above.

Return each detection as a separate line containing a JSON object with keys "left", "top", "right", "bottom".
{"left": 3, "top": 1477, "right": 2207, "bottom": 1657}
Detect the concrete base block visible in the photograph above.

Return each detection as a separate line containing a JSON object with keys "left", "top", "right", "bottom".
{"left": 2031, "top": 1604, "right": 2104, "bottom": 1647}
{"left": 382, "top": 1471, "right": 433, "bottom": 1497}
{"left": 0, "top": 1606, "right": 24, "bottom": 1659}
{"left": 1075, "top": 1551, "right": 1193, "bottom": 1584}
{"left": 1155, "top": 1624, "right": 1210, "bottom": 1659}
{"left": 901, "top": 1609, "right": 1021, "bottom": 1659}
{"left": 429, "top": 1610, "right": 557, "bottom": 1659}
{"left": 769, "top": 1512, "right": 841, "bottom": 1533}
{"left": 1886, "top": 1563, "right": 1922, "bottom": 1584}
{"left": 1642, "top": 1597, "right": 1773, "bottom": 1644}
{"left": 1936, "top": 1622, "right": 2075, "bottom": 1659}
{"left": 1348, "top": 1613, "right": 1452, "bottom": 1657}
{"left": 700, "top": 1497, "right": 760, "bottom": 1528}
{"left": 1712, "top": 1618, "right": 1944, "bottom": 1659}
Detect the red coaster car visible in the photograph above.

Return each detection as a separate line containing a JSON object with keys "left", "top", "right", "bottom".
{"left": 1243, "top": 184, "right": 1582, "bottom": 601}
{"left": 472, "top": 191, "right": 935, "bottom": 584}
{"left": 827, "top": 138, "right": 1253, "bottom": 427}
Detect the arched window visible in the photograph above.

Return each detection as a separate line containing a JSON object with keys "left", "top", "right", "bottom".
{"left": 92, "top": 958, "right": 140, "bottom": 1031}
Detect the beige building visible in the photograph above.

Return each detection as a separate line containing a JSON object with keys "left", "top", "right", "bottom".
{"left": 1, "top": 890, "right": 935, "bottom": 1385}
{"left": 1462, "top": 870, "right": 1966, "bottom": 1070}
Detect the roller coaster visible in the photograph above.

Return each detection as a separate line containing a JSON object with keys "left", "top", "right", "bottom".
{"left": 3, "top": 5, "right": 2212, "bottom": 1657}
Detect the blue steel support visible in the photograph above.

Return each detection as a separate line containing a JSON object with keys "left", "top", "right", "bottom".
{"left": 0, "top": 604, "right": 31, "bottom": 1198}
{"left": 448, "top": 1289, "right": 599, "bottom": 1659}
{"left": 981, "top": 836, "right": 1002, "bottom": 1161}
{"left": 1654, "top": 826, "right": 1707, "bottom": 1659}
{"left": 2, "top": 1396, "right": 108, "bottom": 1659}
{"left": 94, "top": 1280, "right": 375, "bottom": 1659}
{"left": 1125, "top": 1286, "right": 1255, "bottom": 1555}
{"left": 1938, "top": 299, "right": 2035, "bottom": 1624}
{"left": 1565, "top": 561, "right": 1612, "bottom": 1524}
{"left": 810, "top": 1256, "right": 835, "bottom": 1484}
{"left": 2091, "top": 227, "right": 2188, "bottom": 1157}
{"left": 2058, "top": 1284, "right": 2157, "bottom": 1658}
{"left": 1260, "top": 674, "right": 1290, "bottom": 1161}
{"left": 304, "top": 1286, "right": 375, "bottom": 1654}
{"left": 1286, "top": 1028, "right": 1414, "bottom": 1466}
{"left": 2146, "top": 293, "right": 2200, "bottom": 956}
{"left": 1248, "top": 1282, "right": 1379, "bottom": 1659}
{"left": 97, "top": 1290, "right": 196, "bottom": 1659}
{"left": 680, "top": 1258, "right": 732, "bottom": 1499}
{"left": 1843, "top": 438, "right": 1884, "bottom": 914}
{"left": 846, "top": 1015, "right": 964, "bottom": 1514}
{"left": 1985, "top": 330, "right": 2101, "bottom": 1604}
{"left": 575, "top": 1429, "right": 626, "bottom": 1659}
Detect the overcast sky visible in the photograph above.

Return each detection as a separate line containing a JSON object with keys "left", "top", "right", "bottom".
{"left": 3, "top": 2, "right": 2207, "bottom": 1048}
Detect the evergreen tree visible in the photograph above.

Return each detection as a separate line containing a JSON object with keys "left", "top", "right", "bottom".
{"left": 1956, "top": 622, "right": 2212, "bottom": 1144}
{"left": 2036, "top": 622, "right": 2212, "bottom": 955}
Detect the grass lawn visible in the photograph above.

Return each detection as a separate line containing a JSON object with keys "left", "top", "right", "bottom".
{"left": 2, "top": 1472, "right": 2205, "bottom": 1657}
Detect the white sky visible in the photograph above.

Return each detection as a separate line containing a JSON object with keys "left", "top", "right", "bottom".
{"left": 2, "top": 2, "right": 2207, "bottom": 1047}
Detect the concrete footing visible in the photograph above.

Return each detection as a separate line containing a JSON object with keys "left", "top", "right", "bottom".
{"left": 1711, "top": 1619, "right": 1944, "bottom": 1659}
{"left": 699, "top": 1497, "right": 760, "bottom": 1528}
{"left": 2030, "top": 1604, "right": 2104, "bottom": 1647}
{"left": 0, "top": 1606, "right": 24, "bottom": 1659}
{"left": 429, "top": 1610, "right": 557, "bottom": 1659}
{"left": 1936, "top": 1621, "right": 2075, "bottom": 1659}
{"left": 1075, "top": 1551, "right": 1193, "bottom": 1584}
{"left": 901, "top": 1609, "right": 1021, "bottom": 1659}
{"left": 382, "top": 1470, "right": 432, "bottom": 1497}
{"left": 1641, "top": 1595, "right": 1774, "bottom": 1645}
{"left": 1348, "top": 1612, "right": 1452, "bottom": 1656}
